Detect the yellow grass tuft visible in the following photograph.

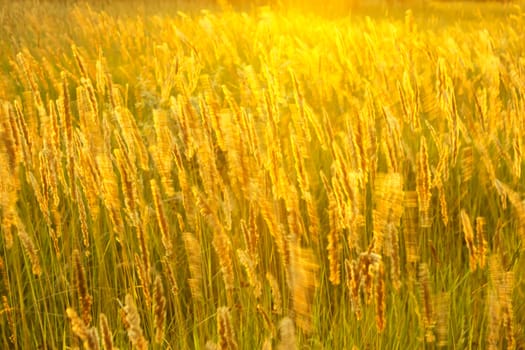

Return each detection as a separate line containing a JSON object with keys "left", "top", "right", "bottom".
{"left": 122, "top": 294, "right": 148, "bottom": 350}
{"left": 217, "top": 306, "right": 238, "bottom": 350}
{"left": 73, "top": 249, "right": 92, "bottom": 325}
{"left": 277, "top": 317, "right": 297, "bottom": 350}
{"left": 66, "top": 308, "right": 100, "bottom": 350}
{"left": 153, "top": 275, "right": 166, "bottom": 344}
{"left": 99, "top": 313, "right": 115, "bottom": 350}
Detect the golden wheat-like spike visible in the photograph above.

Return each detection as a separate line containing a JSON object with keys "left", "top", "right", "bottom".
{"left": 72, "top": 45, "right": 89, "bottom": 79}
{"left": 266, "top": 272, "right": 283, "bottom": 316}
{"left": 305, "top": 104, "right": 327, "bottom": 150}
{"left": 194, "top": 186, "right": 221, "bottom": 231}
{"left": 219, "top": 105, "right": 250, "bottom": 199}
{"left": 416, "top": 136, "right": 431, "bottom": 228}
{"left": 285, "top": 191, "right": 307, "bottom": 242}
{"left": 66, "top": 308, "right": 88, "bottom": 343}
{"left": 99, "top": 313, "right": 114, "bottom": 350}
{"left": 475, "top": 217, "right": 488, "bottom": 269}
{"left": 113, "top": 148, "right": 138, "bottom": 226}
{"left": 117, "top": 107, "right": 150, "bottom": 171}
{"left": 487, "top": 286, "right": 500, "bottom": 350}
{"left": 27, "top": 170, "right": 52, "bottom": 238}
{"left": 217, "top": 306, "right": 238, "bottom": 350}
{"left": 152, "top": 109, "right": 176, "bottom": 198}
{"left": 277, "top": 317, "right": 297, "bottom": 350}
{"left": 95, "top": 59, "right": 106, "bottom": 96}
{"left": 373, "top": 174, "right": 394, "bottom": 255}
{"left": 472, "top": 137, "right": 496, "bottom": 183}
{"left": 345, "top": 259, "right": 362, "bottom": 320}
{"left": 353, "top": 110, "right": 369, "bottom": 180}
{"left": 264, "top": 133, "right": 283, "bottom": 199}
{"left": 449, "top": 94, "right": 460, "bottom": 168}
{"left": 13, "top": 100, "right": 32, "bottom": 167}
{"left": 381, "top": 106, "right": 402, "bottom": 173}
{"left": 512, "top": 136, "right": 522, "bottom": 179}
{"left": 327, "top": 188, "right": 341, "bottom": 285}
{"left": 106, "top": 72, "right": 119, "bottom": 110}
{"left": 290, "top": 130, "right": 310, "bottom": 199}
{"left": 75, "top": 188, "right": 90, "bottom": 251}
{"left": 173, "top": 146, "right": 196, "bottom": 229}
{"left": 194, "top": 190, "right": 235, "bottom": 299}
{"left": 493, "top": 179, "right": 525, "bottom": 242}
{"left": 59, "top": 72, "right": 76, "bottom": 198}
{"left": 359, "top": 252, "right": 377, "bottom": 306}
{"left": 435, "top": 177, "right": 449, "bottom": 227}
{"left": 237, "top": 249, "right": 262, "bottom": 299}
{"left": 95, "top": 153, "right": 124, "bottom": 241}
{"left": 195, "top": 106, "right": 221, "bottom": 198}
{"left": 73, "top": 249, "right": 92, "bottom": 325}
{"left": 0, "top": 154, "right": 16, "bottom": 248}
{"left": 16, "top": 222, "right": 41, "bottom": 276}
{"left": 381, "top": 139, "right": 395, "bottom": 174}
{"left": 75, "top": 83, "right": 88, "bottom": 125}
{"left": 2, "top": 107, "right": 21, "bottom": 182}
{"left": 0, "top": 257, "right": 10, "bottom": 294}
{"left": 460, "top": 209, "right": 477, "bottom": 270}
{"left": 185, "top": 92, "right": 204, "bottom": 155}
{"left": 150, "top": 179, "right": 173, "bottom": 257}
{"left": 2, "top": 295, "right": 16, "bottom": 345}
{"left": 419, "top": 263, "right": 435, "bottom": 343}
{"left": 501, "top": 271, "right": 515, "bottom": 350}
{"left": 134, "top": 253, "right": 151, "bottom": 308}
{"left": 403, "top": 191, "right": 419, "bottom": 264}
{"left": 182, "top": 232, "right": 203, "bottom": 301}
{"left": 66, "top": 308, "right": 100, "bottom": 350}
{"left": 386, "top": 223, "right": 401, "bottom": 291}
{"left": 488, "top": 255, "right": 515, "bottom": 350}
{"left": 39, "top": 152, "right": 62, "bottom": 257}
{"left": 161, "top": 256, "right": 179, "bottom": 299}
{"left": 435, "top": 292, "right": 450, "bottom": 348}
{"left": 83, "top": 77, "right": 99, "bottom": 120}
{"left": 240, "top": 213, "right": 259, "bottom": 263}
{"left": 76, "top": 157, "right": 101, "bottom": 223}
{"left": 213, "top": 230, "right": 235, "bottom": 302}
{"left": 256, "top": 304, "right": 275, "bottom": 337}
{"left": 16, "top": 52, "right": 43, "bottom": 108}
{"left": 290, "top": 242, "right": 318, "bottom": 333}
{"left": 0, "top": 193, "right": 15, "bottom": 249}
{"left": 487, "top": 254, "right": 504, "bottom": 349}
{"left": 37, "top": 151, "right": 50, "bottom": 207}
{"left": 375, "top": 261, "right": 386, "bottom": 333}
{"left": 153, "top": 275, "right": 166, "bottom": 344}
{"left": 123, "top": 294, "right": 148, "bottom": 350}
{"left": 242, "top": 107, "right": 261, "bottom": 167}
{"left": 258, "top": 196, "right": 289, "bottom": 278}
{"left": 304, "top": 192, "right": 320, "bottom": 246}
{"left": 407, "top": 70, "right": 421, "bottom": 130}
{"left": 461, "top": 146, "right": 473, "bottom": 183}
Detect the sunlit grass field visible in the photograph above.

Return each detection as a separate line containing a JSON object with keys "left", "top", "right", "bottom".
{"left": 0, "top": 0, "right": 524, "bottom": 348}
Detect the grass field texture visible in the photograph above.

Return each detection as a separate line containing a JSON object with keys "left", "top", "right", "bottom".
{"left": 0, "top": 1, "right": 524, "bottom": 349}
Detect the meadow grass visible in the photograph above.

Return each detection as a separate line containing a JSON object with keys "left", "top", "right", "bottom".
{"left": 0, "top": 1, "right": 524, "bottom": 348}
